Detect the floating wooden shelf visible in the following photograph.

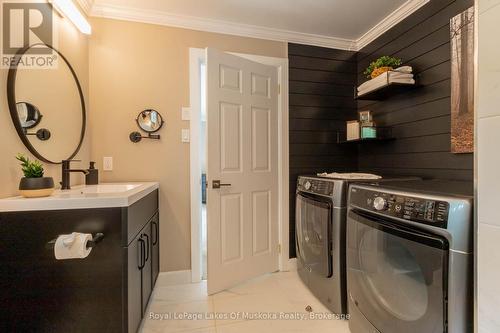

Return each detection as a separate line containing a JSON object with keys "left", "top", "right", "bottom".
{"left": 338, "top": 137, "right": 395, "bottom": 144}
{"left": 337, "top": 126, "right": 394, "bottom": 144}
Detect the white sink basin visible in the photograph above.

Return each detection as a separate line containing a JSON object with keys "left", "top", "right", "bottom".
{"left": 77, "top": 184, "right": 142, "bottom": 194}
{"left": 0, "top": 182, "right": 159, "bottom": 212}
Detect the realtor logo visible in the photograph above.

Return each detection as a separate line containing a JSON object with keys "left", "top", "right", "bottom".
{"left": 1, "top": 1, "right": 57, "bottom": 68}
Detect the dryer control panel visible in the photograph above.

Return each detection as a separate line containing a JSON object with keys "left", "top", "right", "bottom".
{"left": 350, "top": 187, "right": 449, "bottom": 228}
{"left": 297, "top": 177, "right": 334, "bottom": 196}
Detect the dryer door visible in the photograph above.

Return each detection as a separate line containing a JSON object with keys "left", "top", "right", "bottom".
{"left": 347, "top": 209, "right": 448, "bottom": 333}
{"left": 296, "top": 192, "right": 333, "bottom": 278}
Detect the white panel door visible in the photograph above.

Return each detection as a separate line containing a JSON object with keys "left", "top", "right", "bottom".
{"left": 206, "top": 48, "right": 279, "bottom": 294}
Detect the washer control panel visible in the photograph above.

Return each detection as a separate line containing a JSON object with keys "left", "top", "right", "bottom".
{"left": 350, "top": 187, "right": 449, "bottom": 227}
{"left": 297, "top": 177, "right": 334, "bottom": 196}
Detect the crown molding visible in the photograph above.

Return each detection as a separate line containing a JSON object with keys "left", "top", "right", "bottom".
{"left": 90, "top": 3, "right": 357, "bottom": 50}
{"left": 89, "top": 0, "right": 429, "bottom": 51}
{"left": 75, "top": 0, "right": 94, "bottom": 16}
{"left": 356, "top": 0, "right": 430, "bottom": 51}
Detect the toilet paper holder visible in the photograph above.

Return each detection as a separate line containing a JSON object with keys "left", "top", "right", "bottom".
{"left": 46, "top": 233, "right": 104, "bottom": 250}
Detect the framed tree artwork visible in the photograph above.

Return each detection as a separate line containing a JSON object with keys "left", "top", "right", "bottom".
{"left": 450, "top": 7, "right": 475, "bottom": 154}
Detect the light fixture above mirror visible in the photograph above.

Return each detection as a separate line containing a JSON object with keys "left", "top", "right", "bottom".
{"left": 51, "top": 0, "right": 91, "bottom": 35}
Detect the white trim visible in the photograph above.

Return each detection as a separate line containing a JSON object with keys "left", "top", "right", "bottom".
{"left": 189, "top": 48, "right": 290, "bottom": 281}
{"left": 90, "top": 3, "right": 355, "bottom": 50}
{"left": 75, "top": 0, "right": 93, "bottom": 16}
{"left": 88, "top": 1, "right": 428, "bottom": 51}
{"left": 356, "top": 0, "right": 430, "bottom": 50}
{"left": 156, "top": 270, "right": 193, "bottom": 286}
{"left": 286, "top": 258, "right": 297, "bottom": 272}
{"left": 189, "top": 48, "right": 205, "bottom": 284}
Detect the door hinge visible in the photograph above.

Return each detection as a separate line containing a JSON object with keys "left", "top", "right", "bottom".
{"left": 278, "top": 244, "right": 281, "bottom": 254}
{"left": 278, "top": 84, "right": 281, "bottom": 95}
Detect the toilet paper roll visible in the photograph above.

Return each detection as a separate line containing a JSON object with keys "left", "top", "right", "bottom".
{"left": 54, "top": 232, "right": 92, "bottom": 260}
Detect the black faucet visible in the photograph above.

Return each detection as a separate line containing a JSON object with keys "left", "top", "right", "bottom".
{"left": 61, "top": 160, "right": 90, "bottom": 190}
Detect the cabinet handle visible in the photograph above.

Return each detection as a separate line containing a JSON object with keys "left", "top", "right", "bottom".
{"left": 152, "top": 221, "right": 159, "bottom": 245}
{"left": 143, "top": 234, "right": 150, "bottom": 262}
{"left": 138, "top": 238, "right": 145, "bottom": 270}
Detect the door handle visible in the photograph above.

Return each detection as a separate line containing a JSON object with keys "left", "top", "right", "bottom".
{"left": 212, "top": 180, "right": 231, "bottom": 189}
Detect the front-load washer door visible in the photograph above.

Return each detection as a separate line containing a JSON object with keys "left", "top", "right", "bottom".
{"left": 296, "top": 192, "right": 332, "bottom": 278}
{"left": 347, "top": 209, "right": 448, "bottom": 333}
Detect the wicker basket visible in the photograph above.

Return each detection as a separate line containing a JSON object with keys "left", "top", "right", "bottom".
{"left": 371, "top": 66, "right": 393, "bottom": 79}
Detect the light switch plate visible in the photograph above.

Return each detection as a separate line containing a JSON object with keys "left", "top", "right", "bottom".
{"left": 103, "top": 157, "right": 113, "bottom": 171}
{"left": 182, "top": 107, "right": 191, "bottom": 121}
{"left": 182, "top": 129, "right": 190, "bottom": 143}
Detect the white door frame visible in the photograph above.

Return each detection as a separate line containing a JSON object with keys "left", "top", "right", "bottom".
{"left": 189, "top": 47, "right": 290, "bottom": 283}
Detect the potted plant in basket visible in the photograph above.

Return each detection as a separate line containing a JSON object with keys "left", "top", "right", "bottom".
{"left": 364, "top": 56, "right": 403, "bottom": 79}
{"left": 16, "top": 154, "right": 55, "bottom": 198}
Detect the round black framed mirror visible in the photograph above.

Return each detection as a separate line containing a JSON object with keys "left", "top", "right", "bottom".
{"left": 7, "top": 43, "right": 86, "bottom": 164}
{"left": 136, "top": 109, "right": 164, "bottom": 133}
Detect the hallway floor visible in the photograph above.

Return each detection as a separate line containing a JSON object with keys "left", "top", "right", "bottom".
{"left": 140, "top": 271, "right": 350, "bottom": 333}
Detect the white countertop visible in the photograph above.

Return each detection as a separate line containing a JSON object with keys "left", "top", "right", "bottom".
{"left": 0, "top": 182, "right": 159, "bottom": 212}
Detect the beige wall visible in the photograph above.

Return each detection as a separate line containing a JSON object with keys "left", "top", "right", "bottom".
{"left": 0, "top": 6, "right": 90, "bottom": 198}
{"left": 89, "top": 18, "right": 286, "bottom": 272}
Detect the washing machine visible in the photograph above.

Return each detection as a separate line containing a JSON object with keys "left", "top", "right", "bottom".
{"left": 295, "top": 174, "right": 419, "bottom": 315}
{"left": 346, "top": 180, "right": 473, "bottom": 333}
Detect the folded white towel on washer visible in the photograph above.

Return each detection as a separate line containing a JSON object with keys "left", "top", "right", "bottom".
{"left": 317, "top": 172, "right": 382, "bottom": 180}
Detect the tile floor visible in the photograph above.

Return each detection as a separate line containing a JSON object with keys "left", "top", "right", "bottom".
{"left": 140, "top": 271, "right": 350, "bottom": 333}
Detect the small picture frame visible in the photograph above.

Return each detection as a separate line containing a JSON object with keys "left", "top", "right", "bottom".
{"left": 346, "top": 120, "right": 360, "bottom": 141}
{"left": 359, "top": 111, "right": 372, "bottom": 123}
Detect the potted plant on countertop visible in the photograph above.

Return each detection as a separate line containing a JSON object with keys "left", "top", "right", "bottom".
{"left": 16, "top": 153, "right": 55, "bottom": 198}
{"left": 364, "top": 56, "right": 403, "bottom": 79}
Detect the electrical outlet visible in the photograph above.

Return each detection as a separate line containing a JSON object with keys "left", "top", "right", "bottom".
{"left": 103, "top": 157, "right": 113, "bottom": 171}
{"left": 181, "top": 129, "right": 190, "bottom": 143}
{"left": 182, "top": 107, "right": 191, "bottom": 121}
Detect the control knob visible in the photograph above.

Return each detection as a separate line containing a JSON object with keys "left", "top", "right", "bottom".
{"left": 304, "top": 181, "right": 312, "bottom": 190}
{"left": 373, "top": 197, "right": 387, "bottom": 211}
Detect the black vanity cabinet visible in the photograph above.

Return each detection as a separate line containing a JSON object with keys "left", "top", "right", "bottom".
{"left": 141, "top": 222, "right": 153, "bottom": 314}
{"left": 124, "top": 190, "right": 160, "bottom": 333}
{"left": 151, "top": 212, "right": 160, "bottom": 286}
{"left": 127, "top": 218, "right": 155, "bottom": 333}
{"left": 127, "top": 230, "right": 145, "bottom": 333}
{"left": 0, "top": 189, "right": 159, "bottom": 333}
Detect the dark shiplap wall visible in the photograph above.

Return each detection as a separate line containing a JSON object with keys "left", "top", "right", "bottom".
{"left": 356, "top": 0, "right": 474, "bottom": 180}
{"left": 287, "top": 0, "right": 475, "bottom": 258}
{"left": 288, "top": 44, "right": 358, "bottom": 257}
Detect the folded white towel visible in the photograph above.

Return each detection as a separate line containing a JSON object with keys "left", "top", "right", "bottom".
{"left": 358, "top": 71, "right": 414, "bottom": 92}
{"left": 389, "top": 72, "right": 414, "bottom": 79}
{"left": 358, "top": 78, "right": 415, "bottom": 96}
{"left": 317, "top": 172, "right": 382, "bottom": 180}
{"left": 394, "top": 66, "right": 413, "bottom": 74}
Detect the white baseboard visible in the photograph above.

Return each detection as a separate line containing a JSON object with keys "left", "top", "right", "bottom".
{"left": 156, "top": 270, "right": 192, "bottom": 286}
{"left": 286, "top": 258, "right": 297, "bottom": 271}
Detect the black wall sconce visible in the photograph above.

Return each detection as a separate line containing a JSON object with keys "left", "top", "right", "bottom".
{"left": 129, "top": 109, "right": 164, "bottom": 143}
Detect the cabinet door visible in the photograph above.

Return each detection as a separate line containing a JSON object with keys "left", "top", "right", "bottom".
{"left": 151, "top": 212, "right": 160, "bottom": 286}
{"left": 141, "top": 223, "right": 153, "bottom": 314}
{"left": 127, "top": 232, "right": 145, "bottom": 333}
